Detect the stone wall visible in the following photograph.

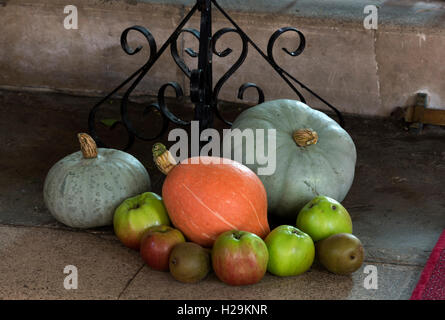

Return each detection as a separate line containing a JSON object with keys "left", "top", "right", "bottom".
{"left": 1, "top": 0, "right": 444, "bottom": 116}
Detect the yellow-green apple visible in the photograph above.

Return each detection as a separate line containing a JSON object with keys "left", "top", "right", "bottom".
{"left": 211, "top": 230, "right": 269, "bottom": 286}
{"left": 114, "top": 192, "right": 170, "bottom": 250}
{"left": 140, "top": 225, "right": 185, "bottom": 271}
{"left": 296, "top": 195, "right": 352, "bottom": 242}
{"left": 265, "top": 225, "right": 315, "bottom": 276}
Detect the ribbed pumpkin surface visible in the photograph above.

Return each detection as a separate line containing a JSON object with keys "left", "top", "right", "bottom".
{"left": 162, "top": 156, "right": 269, "bottom": 247}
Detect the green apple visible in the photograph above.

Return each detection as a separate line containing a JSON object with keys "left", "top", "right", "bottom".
{"left": 114, "top": 192, "right": 170, "bottom": 250}
{"left": 265, "top": 225, "right": 315, "bottom": 276}
{"left": 296, "top": 195, "right": 352, "bottom": 242}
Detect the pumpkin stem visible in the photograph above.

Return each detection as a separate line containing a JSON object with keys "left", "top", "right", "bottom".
{"left": 78, "top": 133, "right": 98, "bottom": 159}
{"left": 152, "top": 143, "right": 177, "bottom": 175}
{"left": 293, "top": 129, "right": 318, "bottom": 147}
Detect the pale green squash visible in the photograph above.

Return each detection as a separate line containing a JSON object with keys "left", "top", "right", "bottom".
{"left": 223, "top": 99, "right": 356, "bottom": 221}
{"left": 43, "top": 134, "right": 151, "bottom": 228}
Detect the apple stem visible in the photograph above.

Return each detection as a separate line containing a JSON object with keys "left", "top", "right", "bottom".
{"left": 233, "top": 232, "right": 242, "bottom": 240}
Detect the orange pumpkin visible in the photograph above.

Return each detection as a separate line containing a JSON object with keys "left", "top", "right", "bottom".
{"left": 156, "top": 151, "right": 270, "bottom": 247}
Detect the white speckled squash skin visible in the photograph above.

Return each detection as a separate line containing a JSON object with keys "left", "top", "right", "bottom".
{"left": 43, "top": 148, "right": 151, "bottom": 228}
{"left": 226, "top": 99, "right": 357, "bottom": 220}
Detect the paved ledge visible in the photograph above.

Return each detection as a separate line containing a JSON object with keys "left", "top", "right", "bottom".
{"left": 0, "top": 224, "right": 423, "bottom": 299}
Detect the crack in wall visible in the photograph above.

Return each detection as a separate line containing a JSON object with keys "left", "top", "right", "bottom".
{"left": 372, "top": 28, "right": 383, "bottom": 114}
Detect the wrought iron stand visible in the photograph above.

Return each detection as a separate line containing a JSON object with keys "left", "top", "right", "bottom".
{"left": 88, "top": 0, "right": 344, "bottom": 150}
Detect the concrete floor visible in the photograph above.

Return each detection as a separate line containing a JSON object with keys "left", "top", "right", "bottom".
{"left": 0, "top": 89, "right": 444, "bottom": 299}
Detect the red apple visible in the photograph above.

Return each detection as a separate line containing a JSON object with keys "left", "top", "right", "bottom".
{"left": 140, "top": 225, "right": 185, "bottom": 271}
{"left": 211, "top": 230, "right": 269, "bottom": 286}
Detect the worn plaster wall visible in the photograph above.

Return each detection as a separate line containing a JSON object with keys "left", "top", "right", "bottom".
{"left": 0, "top": 0, "right": 444, "bottom": 116}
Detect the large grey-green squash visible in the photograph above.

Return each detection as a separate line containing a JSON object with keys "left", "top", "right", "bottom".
{"left": 43, "top": 133, "right": 151, "bottom": 228}
{"left": 223, "top": 99, "right": 356, "bottom": 221}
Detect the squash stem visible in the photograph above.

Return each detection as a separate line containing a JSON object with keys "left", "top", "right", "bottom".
{"left": 152, "top": 143, "right": 177, "bottom": 175}
{"left": 78, "top": 133, "right": 98, "bottom": 159}
{"left": 293, "top": 129, "right": 318, "bottom": 147}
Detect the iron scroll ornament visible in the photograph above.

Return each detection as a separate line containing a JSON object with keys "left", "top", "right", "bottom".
{"left": 88, "top": 0, "right": 344, "bottom": 151}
